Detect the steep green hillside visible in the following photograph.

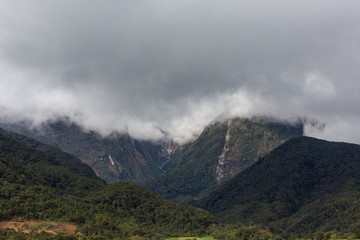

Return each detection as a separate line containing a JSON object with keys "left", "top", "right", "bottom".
{"left": 195, "top": 136, "right": 360, "bottom": 237}
{"left": 0, "top": 128, "right": 99, "bottom": 181}
{"left": 145, "top": 117, "right": 303, "bottom": 203}
{"left": 0, "top": 129, "right": 104, "bottom": 196}
{"left": 0, "top": 128, "right": 217, "bottom": 239}
{"left": 0, "top": 120, "right": 171, "bottom": 184}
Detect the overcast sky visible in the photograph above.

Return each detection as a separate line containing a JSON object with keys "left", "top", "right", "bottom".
{"left": 0, "top": 0, "right": 360, "bottom": 143}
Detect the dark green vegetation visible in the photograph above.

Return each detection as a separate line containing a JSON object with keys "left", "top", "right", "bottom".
{"left": 3, "top": 122, "right": 360, "bottom": 239}
{"left": 0, "top": 128, "right": 99, "bottom": 181}
{"left": 195, "top": 136, "right": 360, "bottom": 238}
{"left": 0, "top": 119, "right": 171, "bottom": 184}
{"left": 207, "top": 224, "right": 281, "bottom": 240}
{"left": 145, "top": 117, "right": 303, "bottom": 203}
{"left": 0, "top": 224, "right": 283, "bottom": 240}
{"left": 166, "top": 224, "right": 280, "bottom": 240}
{"left": 0, "top": 128, "right": 217, "bottom": 239}
{"left": 0, "top": 230, "right": 79, "bottom": 240}
{"left": 0, "top": 129, "right": 104, "bottom": 196}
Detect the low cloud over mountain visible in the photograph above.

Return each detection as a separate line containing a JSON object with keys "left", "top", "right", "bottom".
{"left": 1, "top": 0, "right": 360, "bottom": 143}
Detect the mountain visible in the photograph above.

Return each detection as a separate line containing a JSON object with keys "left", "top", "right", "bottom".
{"left": 145, "top": 117, "right": 303, "bottom": 203}
{"left": 0, "top": 119, "right": 172, "bottom": 184}
{"left": 0, "top": 128, "right": 100, "bottom": 181}
{"left": 195, "top": 136, "right": 360, "bottom": 237}
{"left": 0, "top": 127, "right": 217, "bottom": 239}
{"left": 0, "top": 128, "right": 105, "bottom": 197}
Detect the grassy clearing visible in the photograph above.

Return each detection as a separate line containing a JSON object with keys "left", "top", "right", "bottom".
{"left": 166, "top": 237, "right": 215, "bottom": 240}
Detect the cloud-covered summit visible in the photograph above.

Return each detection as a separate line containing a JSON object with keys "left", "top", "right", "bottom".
{"left": 1, "top": 0, "right": 360, "bottom": 143}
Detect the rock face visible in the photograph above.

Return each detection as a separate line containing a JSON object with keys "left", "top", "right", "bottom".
{"left": 215, "top": 117, "right": 304, "bottom": 182}
{"left": 0, "top": 116, "right": 302, "bottom": 189}
{"left": 145, "top": 117, "right": 304, "bottom": 203}
{"left": 0, "top": 119, "right": 172, "bottom": 184}
{"left": 215, "top": 119, "right": 232, "bottom": 182}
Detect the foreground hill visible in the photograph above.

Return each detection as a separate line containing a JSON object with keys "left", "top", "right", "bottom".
{"left": 0, "top": 128, "right": 216, "bottom": 239}
{"left": 0, "top": 128, "right": 104, "bottom": 196}
{"left": 195, "top": 136, "right": 360, "bottom": 237}
{"left": 145, "top": 117, "right": 303, "bottom": 203}
{"left": 0, "top": 119, "right": 172, "bottom": 184}
{"left": 0, "top": 128, "right": 100, "bottom": 181}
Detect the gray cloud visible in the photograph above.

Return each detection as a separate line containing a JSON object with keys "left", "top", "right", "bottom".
{"left": 0, "top": 0, "right": 360, "bottom": 143}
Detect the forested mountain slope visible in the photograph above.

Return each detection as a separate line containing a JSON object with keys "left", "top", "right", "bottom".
{"left": 195, "top": 136, "right": 360, "bottom": 237}
{"left": 0, "top": 128, "right": 216, "bottom": 239}
{"left": 0, "top": 128, "right": 99, "bottom": 180}
{"left": 0, "top": 119, "right": 172, "bottom": 184}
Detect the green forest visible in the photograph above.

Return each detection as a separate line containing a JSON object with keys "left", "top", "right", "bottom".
{"left": 0, "top": 129, "right": 215, "bottom": 239}
{"left": 195, "top": 136, "right": 360, "bottom": 239}
{"left": 0, "top": 127, "right": 287, "bottom": 239}
{"left": 2, "top": 128, "right": 360, "bottom": 239}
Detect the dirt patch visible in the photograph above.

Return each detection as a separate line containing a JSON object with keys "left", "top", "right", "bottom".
{"left": 0, "top": 220, "right": 78, "bottom": 235}
{"left": 134, "top": 149, "right": 147, "bottom": 166}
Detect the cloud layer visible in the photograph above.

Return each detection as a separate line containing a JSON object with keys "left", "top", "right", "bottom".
{"left": 1, "top": 0, "right": 360, "bottom": 143}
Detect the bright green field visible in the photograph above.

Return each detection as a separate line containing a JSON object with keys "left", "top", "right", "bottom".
{"left": 166, "top": 237, "right": 215, "bottom": 240}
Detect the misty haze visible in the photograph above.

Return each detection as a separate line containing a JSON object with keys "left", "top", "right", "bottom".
{"left": 1, "top": 1, "right": 360, "bottom": 239}
{"left": 0, "top": 0, "right": 360, "bottom": 144}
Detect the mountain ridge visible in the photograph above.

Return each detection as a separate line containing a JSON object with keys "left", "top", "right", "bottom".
{"left": 194, "top": 136, "right": 360, "bottom": 237}
{"left": 145, "top": 117, "right": 303, "bottom": 203}
{"left": 0, "top": 127, "right": 100, "bottom": 181}
{"left": 0, "top": 119, "right": 172, "bottom": 184}
{"left": 0, "top": 127, "right": 217, "bottom": 239}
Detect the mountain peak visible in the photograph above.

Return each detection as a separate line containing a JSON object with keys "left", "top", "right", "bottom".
{"left": 145, "top": 116, "right": 303, "bottom": 203}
